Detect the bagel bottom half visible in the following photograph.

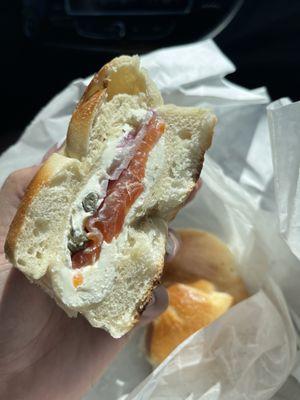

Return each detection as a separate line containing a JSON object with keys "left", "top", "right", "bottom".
{"left": 147, "top": 229, "right": 248, "bottom": 365}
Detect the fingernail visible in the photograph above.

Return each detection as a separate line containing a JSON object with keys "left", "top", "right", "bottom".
{"left": 165, "top": 229, "right": 180, "bottom": 262}
{"left": 142, "top": 295, "right": 156, "bottom": 319}
{"left": 147, "top": 295, "right": 156, "bottom": 307}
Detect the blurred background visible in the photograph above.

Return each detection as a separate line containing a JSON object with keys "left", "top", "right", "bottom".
{"left": 1, "top": 0, "right": 299, "bottom": 154}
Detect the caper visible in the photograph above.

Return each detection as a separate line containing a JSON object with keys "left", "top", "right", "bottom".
{"left": 68, "top": 228, "right": 88, "bottom": 253}
{"left": 82, "top": 192, "right": 99, "bottom": 212}
{"left": 68, "top": 240, "right": 80, "bottom": 253}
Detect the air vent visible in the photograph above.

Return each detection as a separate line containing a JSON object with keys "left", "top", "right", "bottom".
{"left": 65, "top": 0, "right": 193, "bottom": 16}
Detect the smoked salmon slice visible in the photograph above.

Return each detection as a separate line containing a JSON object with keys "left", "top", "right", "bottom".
{"left": 72, "top": 113, "right": 165, "bottom": 269}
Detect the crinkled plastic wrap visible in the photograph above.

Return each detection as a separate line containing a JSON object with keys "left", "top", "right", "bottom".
{"left": 0, "top": 40, "right": 300, "bottom": 400}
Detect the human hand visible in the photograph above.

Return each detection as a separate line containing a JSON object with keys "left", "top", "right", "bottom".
{"left": 0, "top": 165, "right": 131, "bottom": 400}
{"left": 0, "top": 147, "right": 200, "bottom": 400}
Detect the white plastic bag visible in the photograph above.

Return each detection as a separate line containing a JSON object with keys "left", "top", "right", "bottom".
{"left": 0, "top": 39, "right": 299, "bottom": 400}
